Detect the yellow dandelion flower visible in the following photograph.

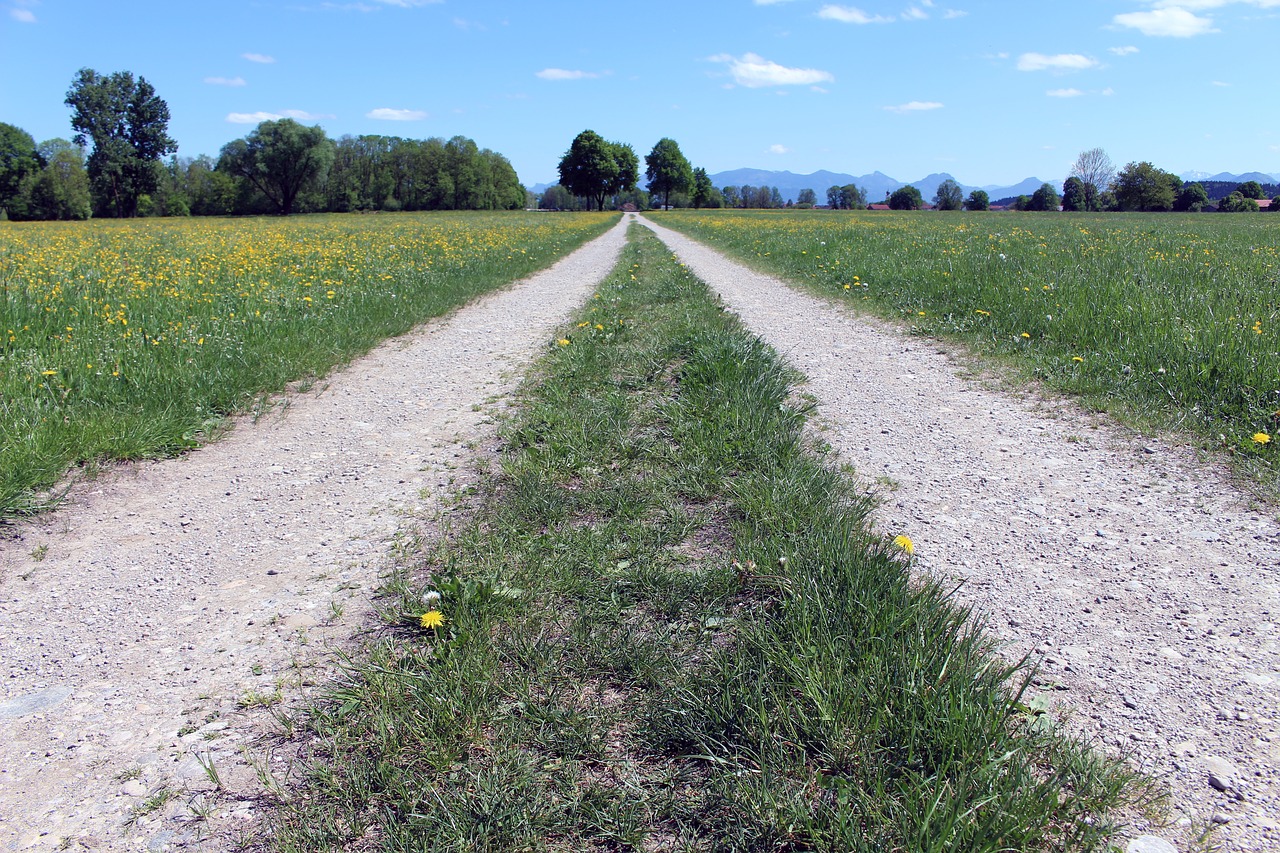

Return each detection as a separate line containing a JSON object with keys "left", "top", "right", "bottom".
{"left": 893, "top": 535, "right": 914, "bottom": 555}
{"left": 419, "top": 610, "right": 445, "bottom": 629}
{"left": 1020, "top": 332, "right": 1031, "bottom": 339}
{"left": 556, "top": 338, "right": 571, "bottom": 346}
{"left": 1253, "top": 433, "right": 1272, "bottom": 445}
{"left": 1072, "top": 356, "right": 1084, "bottom": 363}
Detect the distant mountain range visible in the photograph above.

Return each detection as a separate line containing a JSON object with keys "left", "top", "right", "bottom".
{"left": 529, "top": 169, "right": 1280, "bottom": 204}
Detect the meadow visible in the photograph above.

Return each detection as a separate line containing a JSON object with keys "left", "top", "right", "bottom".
{"left": 0, "top": 211, "right": 614, "bottom": 517}
{"left": 655, "top": 210, "right": 1280, "bottom": 485}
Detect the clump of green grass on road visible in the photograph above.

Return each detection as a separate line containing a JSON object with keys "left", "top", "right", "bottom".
{"left": 269, "top": 225, "right": 1157, "bottom": 851}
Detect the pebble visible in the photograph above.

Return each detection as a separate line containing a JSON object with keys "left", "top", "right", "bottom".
{"left": 1126, "top": 836, "right": 1177, "bottom": 853}
{"left": 1206, "top": 755, "right": 1240, "bottom": 792}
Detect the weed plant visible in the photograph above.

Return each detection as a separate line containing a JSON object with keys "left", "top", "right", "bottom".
{"left": 270, "top": 226, "right": 1156, "bottom": 851}
{"left": 655, "top": 209, "right": 1280, "bottom": 485}
{"left": 0, "top": 211, "right": 614, "bottom": 516}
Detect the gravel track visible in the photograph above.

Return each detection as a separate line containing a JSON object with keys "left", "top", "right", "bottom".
{"left": 640, "top": 214, "right": 1280, "bottom": 852}
{"left": 0, "top": 216, "right": 630, "bottom": 851}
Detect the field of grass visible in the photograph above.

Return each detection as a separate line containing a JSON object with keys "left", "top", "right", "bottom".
{"left": 268, "top": 227, "right": 1156, "bottom": 852}
{"left": 0, "top": 211, "right": 615, "bottom": 517}
{"left": 654, "top": 209, "right": 1280, "bottom": 485}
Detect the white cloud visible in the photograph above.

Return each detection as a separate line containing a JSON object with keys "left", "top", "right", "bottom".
{"left": 1212, "top": 79, "right": 1230, "bottom": 86}
{"left": 903, "top": 5, "right": 929, "bottom": 19}
{"left": 536, "top": 68, "right": 605, "bottom": 80}
{"left": 242, "top": 53, "right": 276, "bottom": 64}
{"left": 708, "top": 52, "right": 835, "bottom": 87}
{"left": 1101, "top": 86, "right": 1116, "bottom": 95}
{"left": 1016, "top": 52, "right": 1100, "bottom": 72}
{"left": 1113, "top": 8, "right": 1217, "bottom": 36}
{"left": 227, "top": 111, "right": 283, "bottom": 124}
{"left": 769, "top": 144, "right": 790, "bottom": 154}
{"left": 11, "top": 8, "right": 36, "bottom": 23}
{"left": 884, "top": 100, "right": 944, "bottom": 113}
{"left": 1047, "top": 88, "right": 1085, "bottom": 97}
{"left": 204, "top": 76, "right": 247, "bottom": 87}
{"left": 227, "top": 109, "right": 332, "bottom": 124}
{"left": 1109, "top": 45, "right": 1140, "bottom": 55}
{"left": 943, "top": 8, "right": 968, "bottom": 18}
{"left": 1151, "top": 0, "right": 1280, "bottom": 9}
{"left": 366, "top": 107, "right": 427, "bottom": 120}
{"left": 817, "top": 5, "right": 893, "bottom": 23}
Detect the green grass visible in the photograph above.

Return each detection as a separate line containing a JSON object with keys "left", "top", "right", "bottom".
{"left": 267, "top": 225, "right": 1157, "bottom": 851}
{"left": 0, "top": 211, "right": 615, "bottom": 517}
{"left": 653, "top": 209, "right": 1280, "bottom": 487}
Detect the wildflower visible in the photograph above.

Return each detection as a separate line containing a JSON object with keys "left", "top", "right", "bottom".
{"left": 975, "top": 309, "right": 990, "bottom": 316}
{"left": 917, "top": 311, "right": 926, "bottom": 317}
{"left": 424, "top": 591, "right": 441, "bottom": 610}
{"left": 556, "top": 338, "right": 570, "bottom": 346}
{"left": 1072, "top": 356, "right": 1084, "bottom": 363}
{"left": 843, "top": 284, "right": 851, "bottom": 290}
{"left": 1021, "top": 332, "right": 1031, "bottom": 339}
{"left": 1253, "top": 433, "right": 1272, "bottom": 445}
{"left": 419, "top": 610, "right": 445, "bottom": 629}
{"left": 892, "top": 535, "right": 914, "bottom": 556}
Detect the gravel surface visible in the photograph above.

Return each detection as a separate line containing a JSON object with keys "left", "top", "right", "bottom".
{"left": 0, "top": 217, "right": 629, "bottom": 852}
{"left": 640, "top": 215, "right": 1280, "bottom": 852}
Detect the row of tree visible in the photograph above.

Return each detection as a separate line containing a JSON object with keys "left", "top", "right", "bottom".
{"left": 0, "top": 67, "right": 527, "bottom": 220}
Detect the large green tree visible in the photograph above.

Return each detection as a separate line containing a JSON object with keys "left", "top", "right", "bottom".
{"left": 1238, "top": 180, "right": 1265, "bottom": 200}
{"left": 219, "top": 119, "right": 334, "bottom": 215}
{"left": 557, "top": 130, "right": 636, "bottom": 211}
{"left": 0, "top": 123, "right": 42, "bottom": 217}
{"left": 19, "top": 139, "right": 91, "bottom": 221}
{"left": 65, "top": 68, "right": 177, "bottom": 218}
{"left": 691, "top": 167, "right": 717, "bottom": 209}
{"left": 965, "top": 189, "right": 989, "bottom": 211}
{"left": 644, "top": 137, "right": 693, "bottom": 209}
{"left": 1027, "top": 182, "right": 1061, "bottom": 212}
{"left": 933, "top": 179, "right": 963, "bottom": 211}
{"left": 1173, "top": 182, "right": 1209, "bottom": 213}
{"left": 887, "top": 185, "right": 923, "bottom": 210}
{"left": 1112, "top": 161, "right": 1181, "bottom": 212}
{"left": 1061, "top": 177, "right": 1087, "bottom": 212}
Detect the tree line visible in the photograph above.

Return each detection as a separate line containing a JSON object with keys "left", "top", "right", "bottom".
{"left": 0, "top": 67, "right": 527, "bottom": 220}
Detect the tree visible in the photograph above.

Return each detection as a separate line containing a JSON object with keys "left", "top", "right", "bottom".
{"left": 1061, "top": 177, "right": 1087, "bottom": 212}
{"left": 691, "top": 167, "right": 717, "bottom": 209}
{"left": 1112, "top": 161, "right": 1180, "bottom": 212}
{"left": 722, "top": 186, "right": 741, "bottom": 208}
{"left": 65, "top": 68, "right": 177, "bottom": 218}
{"left": 0, "top": 123, "right": 43, "bottom": 217}
{"left": 888, "top": 185, "right": 923, "bottom": 210}
{"left": 1027, "top": 181, "right": 1061, "bottom": 212}
{"left": 1272, "top": 196, "right": 1280, "bottom": 212}
{"left": 965, "top": 189, "right": 989, "bottom": 211}
{"left": 644, "top": 138, "right": 693, "bottom": 209}
{"left": 558, "top": 130, "right": 636, "bottom": 211}
{"left": 838, "top": 184, "right": 867, "bottom": 210}
{"left": 1238, "top": 180, "right": 1265, "bottom": 200}
{"left": 1173, "top": 182, "right": 1209, "bottom": 213}
{"left": 219, "top": 119, "right": 334, "bottom": 215}
{"left": 1218, "top": 191, "right": 1259, "bottom": 213}
{"left": 796, "top": 188, "right": 817, "bottom": 207}
{"left": 933, "top": 178, "right": 963, "bottom": 211}
{"left": 11, "top": 139, "right": 90, "bottom": 221}
{"left": 1069, "top": 147, "right": 1114, "bottom": 212}
{"left": 540, "top": 184, "right": 576, "bottom": 210}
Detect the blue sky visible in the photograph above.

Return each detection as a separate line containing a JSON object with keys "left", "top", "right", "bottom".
{"left": 2, "top": 0, "right": 1277, "bottom": 187}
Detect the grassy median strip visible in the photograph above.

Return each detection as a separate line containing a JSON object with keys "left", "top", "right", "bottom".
{"left": 269, "top": 225, "right": 1156, "bottom": 851}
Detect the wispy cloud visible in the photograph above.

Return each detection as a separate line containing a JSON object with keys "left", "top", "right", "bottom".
{"left": 817, "top": 4, "right": 893, "bottom": 23}
{"left": 708, "top": 52, "right": 834, "bottom": 87}
{"left": 1113, "top": 8, "right": 1217, "bottom": 36}
{"left": 205, "top": 76, "right": 247, "bottom": 87}
{"left": 902, "top": 5, "right": 929, "bottom": 20}
{"left": 769, "top": 144, "right": 790, "bottom": 154}
{"left": 242, "top": 53, "right": 276, "bottom": 64}
{"left": 226, "top": 109, "right": 333, "bottom": 124}
{"left": 884, "top": 100, "right": 944, "bottom": 113}
{"left": 1016, "top": 52, "right": 1100, "bottom": 72}
{"left": 535, "top": 68, "right": 606, "bottom": 81}
{"left": 1109, "top": 45, "right": 1140, "bottom": 55}
{"left": 366, "top": 107, "right": 427, "bottom": 120}
{"left": 10, "top": 7, "right": 36, "bottom": 23}
{"left": 1047, "top": 88, "right": 1085, "bottom": 97}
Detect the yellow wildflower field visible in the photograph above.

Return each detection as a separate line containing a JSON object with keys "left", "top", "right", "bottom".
{"left": 0, "top": 211, "right": 615, "bottom": 515}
